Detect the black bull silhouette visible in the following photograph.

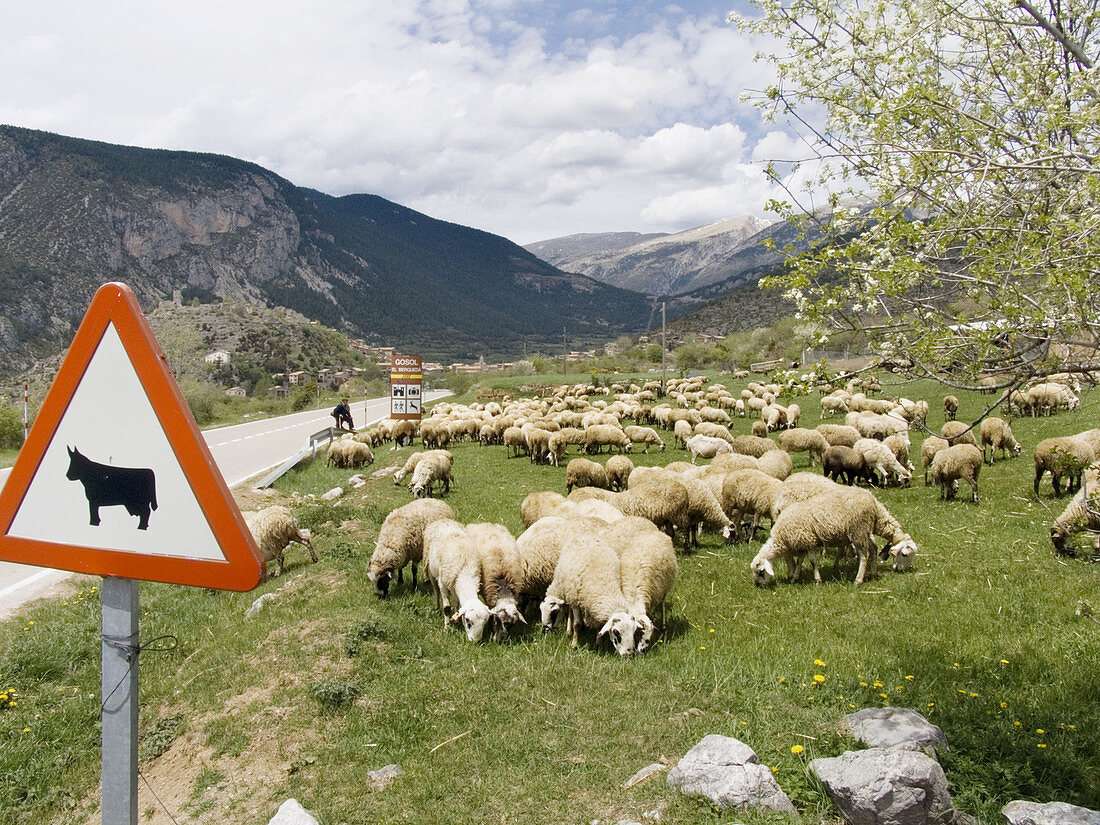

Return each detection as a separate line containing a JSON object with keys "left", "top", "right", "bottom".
{"left": 65, "top": 446, "right": 158, "bottom": 530}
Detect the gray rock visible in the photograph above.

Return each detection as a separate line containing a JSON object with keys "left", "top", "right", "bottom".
{"left": 810, "top": 747, "right": 963, "bottom": 825}
{"left": 246, "top": 592, "right": 278, "bottom": 619}
{"left": 666, "top": 734, "right": 796, "bottom": 814}
{"left": 1003, "top": 801, "right": 1100, "bottom": 825}
{"left": 368, "top": 763, "right": 401, "bottom": 790}
{"left": 842, "top": 707, "right": 950, "bottom": 755}
{"left": 321, "top": 486, "right": 343, "bottom": 501}
{"left": 268, "top": 798, "right": 320, "bottom": 825}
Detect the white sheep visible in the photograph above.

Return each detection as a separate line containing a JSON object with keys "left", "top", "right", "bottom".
{"left": 584, "top": 424, "right": 632, "bottom": 455}
{"left": 606, "top": 517, "right": 678, "bottom": 652}
{"left": 779, "top": 428, "right": 830, "bottom": 467}
{"left": 566, "top": 457, "right": 611, "bottom": 493}
{"left": 422, "top": 519, "right": 491, "bottom": 641}
{"left": 720, "top": 468, "right": 783, "bottom": 542}
{"left": 750, "top": 487, "right": 912, "bottom": 585}
{"left": 368, "top": 498, "right": 456, "bottom": 597}
{"left": 630, "top": 466, "right": 733, "bottom": 547}
{"left": 685, "top": 434, "right": 733, "bottom": 463}
{"left": 466, "top": 522, "right": 527, "bottom": 641}
{"left": 756, "top": 447, "right": 794, "bottom": 480}
{"left": 929, "top": 443, "right": 983, "bottom": 503}
{"left": 815, "top": 423, "right": 862, "bottom": 448}
{"left": 731, "top": 434, "right": 779, "bottom": 457}
{"left": 940, "top": 420, "right": 979, "bottom": 447}
{"left": 1050, "top": 470, "right": 1100, "bottom": 556}
{"left": 623, "top": 425, "right": 665, "bottom": 453}
{"left": 539, "top": 531, "right": 641, "bottom": 656}
{"left": 979, "top": 417, "right": 1021, "bottom": 464}
{"left": 605, "top": 455, "right": 635, "bottom": 492}
{"left": 246, "top": 505, "right": 316, "bottom": 579}
{"left": 409, "top": 451, "right": 454, "bottom": 498}
{"left": 327, "top": 438, "right": 374, "bottom": 469}
{"left": 854, "top": 438, "right": 913, "bottom": 486}
{"left": 1033, "top": 436, "right": 1096, "bottom": 497}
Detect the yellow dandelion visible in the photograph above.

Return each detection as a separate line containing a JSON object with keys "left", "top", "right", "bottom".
{"left": 1069, "top": 725, "right": 1076, "bottom": 730}
{"left": 779, "top": 677, "right": 786, "bottom": 683}
{"left": 1036, "top": 729, "right": 1045, "bottom": 734}
{"left": 1037, "top": 743, "right": 1047, "bottom": 749}
{"left": 873, "top": 681, "right": 884, "bottom": 688}
{"left": 1014, "top": 721, "right": 1022, "bottom": 727}
{"left": 814, "top": 659, "right": 826, "bottom": 667}
{"left": 927, "top": 703, "right": 935, "bottom": 708}
{"left": 813, "top": 674, "right": 826, "bottom": 683}
{"left": 969, "top": 693, "right": 979, "bottom": 698}
{"left": 791, "top": 744, "right": 804, "bottom": 754}
{"left": 1000, "top": 702, "right": 1008, "bottom": 709}
{"left": 1000, "top": 659, "right": 1009, "bottom": 664}
{"left": 860, "top": 681, "right": 868, "bottom": 687}
{"left": 849, "top": 704, "right": 856, "bottom": 709}
{"left": 700, "top": 646, "right": 706, "bottom": 651}
{"left": 905, "top": 675, "right": 914, "bottom": 681}
{"left": 879, "top": 693, "right": 889, "bottom": 699}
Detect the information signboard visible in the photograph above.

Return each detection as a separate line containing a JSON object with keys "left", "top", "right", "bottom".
{"left": 390, "top": 356, "right": 423, "bottom": 420}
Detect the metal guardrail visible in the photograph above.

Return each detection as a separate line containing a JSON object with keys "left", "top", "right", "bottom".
{"left": 254, "top": 426, "right": 339, "bottom": 489}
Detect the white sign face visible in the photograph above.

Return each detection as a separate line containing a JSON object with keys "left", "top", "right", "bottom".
{"left": 8, "top": 325, "right": 227, "bottom": 562}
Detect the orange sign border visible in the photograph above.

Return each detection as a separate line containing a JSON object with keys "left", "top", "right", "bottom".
{"left": 0, "top": 283, "right": 263, "bottom": 590}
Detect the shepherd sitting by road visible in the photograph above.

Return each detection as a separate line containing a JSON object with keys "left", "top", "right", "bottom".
{"left": 331, "top": 397, "right": 354, "bottom": 431}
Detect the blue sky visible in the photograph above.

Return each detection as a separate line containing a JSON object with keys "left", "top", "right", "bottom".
{"left": 1, "top": 1, "right": 808, "bottom": 244}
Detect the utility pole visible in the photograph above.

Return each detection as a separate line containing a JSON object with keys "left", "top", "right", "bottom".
{"left": 562, "top": 328, "right": 567, "bottom": 376}
{"left": 661, "top": 302, "right": 667, "bottom": 395}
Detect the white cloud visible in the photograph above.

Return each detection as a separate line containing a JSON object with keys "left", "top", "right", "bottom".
{"left": 0, "top": 0, "right": 798, "bottom": 244}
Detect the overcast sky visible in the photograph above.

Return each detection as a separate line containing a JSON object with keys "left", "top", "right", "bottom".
{"left": 2, "top": 0, "right": 810, "bottom": 245}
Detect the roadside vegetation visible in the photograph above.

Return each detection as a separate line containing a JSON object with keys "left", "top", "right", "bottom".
{"left": 1, "top": 373, "right": 1098, "bottom": 825}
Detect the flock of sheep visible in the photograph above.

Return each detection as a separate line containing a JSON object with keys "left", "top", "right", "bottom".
{"left": 244, "top": 371, "right": 1099, "bottom": 654}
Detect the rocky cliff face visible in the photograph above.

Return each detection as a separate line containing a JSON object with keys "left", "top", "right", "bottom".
{"left": 525, "top": 216, "right": 779, "bottom": 296}
{"left": 0, "top": 126, "right": 651, "bottom": 372}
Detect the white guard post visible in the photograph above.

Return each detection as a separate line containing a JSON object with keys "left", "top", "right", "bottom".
{"left": 101, "top": 576, "right": 139, "bottom": 825}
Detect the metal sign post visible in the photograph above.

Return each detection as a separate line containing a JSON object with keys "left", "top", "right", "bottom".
{"left": 101, "top": 576, "right": 139, "bottom": 825}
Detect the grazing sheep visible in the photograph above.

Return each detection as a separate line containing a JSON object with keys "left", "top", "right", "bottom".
{"left": 912, "top": 399, "right": 930, "bottom": 426}
{"left": 423, "top": 519, "right": 491, "bottom": 641}
{"left": 466, "top": 522, "right": 526, "bottom": 641}
{"left": 566, "top": 457, "right": 612, "bottom": 493}
{"left": 855, "top": 438, "right": 913, "bottom": 487}
{"left": 815, "top": 423, "right": 862, "bottom": 448}
{"left": 584, "top": 424, "right": 632, "bottom": 455}
{"left": 623, "top": 425, "right": 665, "bottom": 453}
{"left": 517, "top": 515, "right": 606, "bottom": 605}
{"left": 605, "top": 455, "right": 635, "bottom": 492}
{"left": 920, "top": 435, "right": 950, "bottom": 486}
{"left": 539, "top": 532, "right": 641, "bottom": 656}
{"left": 883, "top": 432, "right": 913, "bottom": 472}
{"left": 773, "top": 472, "right": 843, "bottom": 514}
{"left": 503, "top": 426, "right": 528, "bottom": 458}
{"left": 751, "top": 420, "right": 769, "bottom": 437}
{"left": 606, "top": 517, "right": 678, "bottom": 652}
{"left": 246, "top": 505, "right": 316, "bottom": 579}
{"left": 943, "top": 395, "right": 959, "bottom": 421}
{"left": 940, "top": 420, "right": 978, "bottom": 447}
{"left": 756, "top": 449, "right": 794, "bottom": 481}
{"left": 685, "top": 434, "right": 733, "bottom": 463}
{"left": 327, "top": 438, "right": 374, "bottom": 469}
{"left": 709, "top": 453, "right": 761, "bottom": 473}
{"left": 979, "top": 417, "right": 1022, "bottom": 464}
{"left": 520, "top": 491, "right": 567, "bottom": 530}
{"left": 750, "top": 487, "right": 909, "bottom": 585}
{"left": 929, "top": 443, "right": 983, "bottom": 503}
{"left": 409, "top": 451, "right": 454, "bottom": 498}
{"left": 673, "top": 419, "right": 694, "bottom": 448}
{"left": 525, "top": 427, "right": 554, "bottom": 465}
{"left": 823, "top": 445, "right": 870, "bottom": 486}
{"left": 392, "top": 419, "right": 419, "bottom": 447}
{"left": 369, "top": 498, "right": 456, "bottom": 597}
{"left": 731, "top": 434, "right": 779, "bottom": 457}
{"left": 695, "top": 421, "right": 737, "bottom": 444}
{"left": 720, "top": 468, "right": 783, "bottom": 542}
{"left": 393, "top": 450, "right": 455, "bottom": 485}
{"left": 779, "top": 428, "right": 830, "bottom": 467}
{"left": 580, "top": 476, "right": 692, "bottom": 546}
{"left": 1033, "top": 436, "right": 1096, "bottom": 497}
{"left": 1050, "top": 470, "right": 1100, "bottom": 556}
{"left": 631, "top": 467, "right": 733, "bottom": 547}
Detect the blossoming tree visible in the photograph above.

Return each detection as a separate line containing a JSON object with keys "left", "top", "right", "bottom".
{"left": 734, "top": 0, "right": 1100, "bottom": 396}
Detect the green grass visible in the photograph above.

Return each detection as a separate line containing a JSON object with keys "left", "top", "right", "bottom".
{"left": 1, "top": 375, "right": 1099, "bottom": 824}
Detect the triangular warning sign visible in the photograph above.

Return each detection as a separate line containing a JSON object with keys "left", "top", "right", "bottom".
{"left": 0, "top": 283, "right": 263, "bottom": 590}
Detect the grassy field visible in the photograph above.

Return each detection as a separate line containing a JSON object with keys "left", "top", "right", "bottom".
{"left": 1, "top": 375, "right": 1099, "bottom": 825}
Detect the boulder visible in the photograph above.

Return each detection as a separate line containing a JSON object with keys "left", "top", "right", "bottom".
{"left": 268, "top": 798, "right": 320, "bottom": 825}
{"left": 368, "top": 763, "right": 402, "bottom": 790}
{"left": 810, "top": 747, "right": 964, "bottom": 825}
{"left": 1003, "top": 801, "right": 1100, "bottom": 825}
{"left": 842, "top": 707, "right": 950, "bottom": 756}
{"left": 666, "top": 734, "right": 796, "bottom": 814}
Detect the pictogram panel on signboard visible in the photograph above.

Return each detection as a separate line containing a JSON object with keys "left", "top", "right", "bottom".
{"left": 0, "top": 283, "right": 264, "bottom": 590}
{"left": 390, "top": 355, "right": 423, "bottom": 421}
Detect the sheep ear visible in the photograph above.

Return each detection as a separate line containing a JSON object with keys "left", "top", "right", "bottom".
{"left": 596, "top": 618, "right": 615, "bottom": 640}
{"left": 763, "top": 558, "right": 775, "bottom": 578}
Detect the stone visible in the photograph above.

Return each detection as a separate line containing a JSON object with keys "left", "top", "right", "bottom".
{"left": 842, "top": 707, "right": 950, "bottom": 755}
{"left": 245, "top": 592, "right": 278, "bottom": 619}
{"left": 1003, "top": 801, "right": 1100, "bottom": 825}
{"left": 666, "top": 734, "right": 796, "bottom": 814}
{"left": 368, "top": 763, "right": 401, "bottom": 790}
{"left": 623, "top": 762, "right": 667, "bottom": 789}
{"left": 268, "top": 798, "right": 320, "bottom": 825}
{"left": 810, "top": 747, "right": 963, "bottom": 825}
{"left": 321, "top": 486, "right": 343, "bottom": 500}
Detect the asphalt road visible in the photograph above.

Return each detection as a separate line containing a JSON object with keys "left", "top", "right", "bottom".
{"left": 0, "top": 392, "right": 449, "bottom": 617}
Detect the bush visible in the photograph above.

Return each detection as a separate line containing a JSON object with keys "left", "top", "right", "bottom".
{"left": 0, "top": 404, "right": 25, "bottom": 449}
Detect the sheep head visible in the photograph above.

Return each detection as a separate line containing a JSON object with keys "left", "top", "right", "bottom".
{"left": 452, "top": 603, "right": 491, "bottom": 642}
{"left": 634, "top": 614, "right": 657, "bottom": 654}
{"left": 489, "top": 602, "right": 527, "bottom": 642}
{"left": 750, "top": 543, "right": 776, "bottom": 586}
{"left": 539, "top": 595, "right": 565, "bottom": 632}
{"left": 888, "top": 535, "right": 918, "bottom": 572}
{"left": 597, "top": 612, "right": 640, "bottom": 657}
{"left": 369, "top": 567, "right": 393, "bottom": 598}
